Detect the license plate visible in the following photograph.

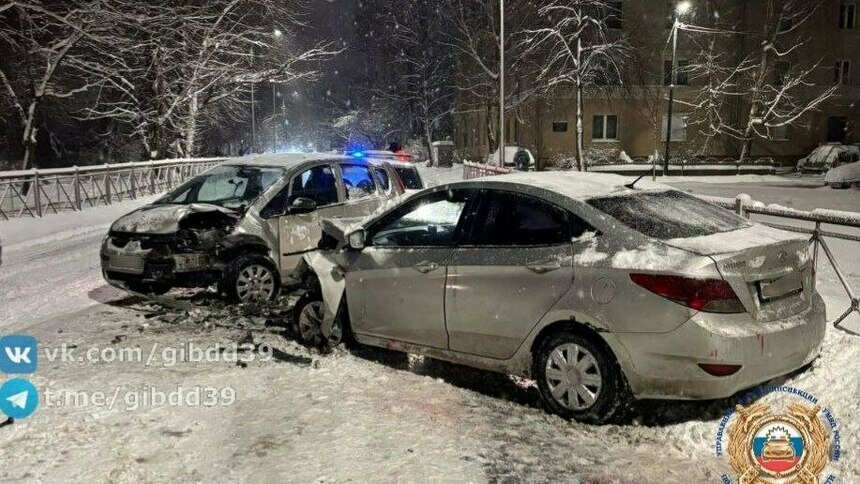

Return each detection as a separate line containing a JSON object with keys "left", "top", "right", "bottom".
{"left": 759, "top": 273, "right": 803, "bottom": 301}
{"left": 109, "top": 255, "right": 145, "bottom": 274}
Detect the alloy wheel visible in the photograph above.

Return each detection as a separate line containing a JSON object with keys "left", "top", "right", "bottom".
{"left": 235, "top": 264, "right": 276, "bottom": 301}
{"left": 298, "top": 301, "right": 343, "bottom": 347}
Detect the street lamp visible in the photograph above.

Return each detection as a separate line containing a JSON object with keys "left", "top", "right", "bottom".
{"left": 663, "top": 1, "right": 692, "bottom": 176}
{"left": 498, "top": 0, "right": 505, "bottom": 167}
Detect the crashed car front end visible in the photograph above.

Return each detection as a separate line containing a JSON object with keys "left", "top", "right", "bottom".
{"left": 100, "top": 204, "right": 242, "bottom": 292}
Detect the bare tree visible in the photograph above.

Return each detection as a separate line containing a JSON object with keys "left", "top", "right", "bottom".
{"left": 683, "top": 0, "right": 837, "bottom": 163}
{"left": 83, "top": 0, "right": 337, "bottom": 159}
{"left": 0, "top": 1, "right": 128, "bottom": 170}
{"left": 445, "top": 0, "right": 538, "bottom": 152}
{"left": 521, "top": 0, "right": 629, "bottom": 171}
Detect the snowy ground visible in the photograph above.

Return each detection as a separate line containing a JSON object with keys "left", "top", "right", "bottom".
{"left": 0, "top": 168, "right": 857, "bottom": 483}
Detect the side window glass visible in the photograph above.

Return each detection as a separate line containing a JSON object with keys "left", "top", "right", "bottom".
{"left": 373, "top": 168, "right": 390, "bottom": 191}
{"left": 341, "top": 164, "right": 377, "bottom": 200}
{"left": 466, "top": 192, "right": 570, "bottom": 246}
{"left": 290, "top": 165, "right": 339, "bottom": 207}
{"left": 371, "top": 192, "right": 467, "bottom": 247}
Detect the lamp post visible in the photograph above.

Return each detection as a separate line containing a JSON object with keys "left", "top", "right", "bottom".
{"left": 271, "top": 29, "right": 283, "bottom": 154}
{"left": 663, "top": 1, "right": 691, "bottom": 176}
{"left": 498, "top": 0, "right": 505, "bottom": 167}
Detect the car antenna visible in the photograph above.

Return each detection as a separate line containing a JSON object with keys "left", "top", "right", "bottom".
{"left": 624, "top": 174, "right": 646, "bottom": 190}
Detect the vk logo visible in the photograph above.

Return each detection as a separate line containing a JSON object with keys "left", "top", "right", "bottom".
{"left": 0, "top": 335, "right": 38, "bottom": 374}
{"left": 0, "top": 378, "right": 39, "bottom": 419}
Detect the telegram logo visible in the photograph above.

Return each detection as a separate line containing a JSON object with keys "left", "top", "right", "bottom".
{"left": 0, "top": 335, "right": 38, "bottom": 374}
{"left": 0, "top": 378, "right": 39, "bottom": 419}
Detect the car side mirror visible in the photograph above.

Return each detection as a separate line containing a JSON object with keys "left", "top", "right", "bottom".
{"left": 347, "top": 229, "right": 366, "bottom": 250}
{"left": 289, "top": 197, "right": 317, "bottom": 214}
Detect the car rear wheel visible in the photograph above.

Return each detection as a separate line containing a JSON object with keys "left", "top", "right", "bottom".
{"left": 534, "top": 329, "right": 627, "bottom": 424}
{"left": 221, "top": 254, "right": 280, "bottom": 302}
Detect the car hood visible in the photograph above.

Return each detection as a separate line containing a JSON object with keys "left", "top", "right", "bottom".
{"left": 110, "top": 203, "right": 238, "bottom": 234}
{"left": 662, "top": 224, "right": 807, "bottom": 256}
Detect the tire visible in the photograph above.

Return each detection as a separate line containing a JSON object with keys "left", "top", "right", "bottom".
{"left": 534, "top": 329, "right": 628, "bottom": 424}
{"left": 292, "top": 293, "right": 349, "bottom": 350}
{"left": 126, "top": 282, "right": 171, "bottom": 295}
{"left": 220, "top": 253, "right": 280, "bottom": 303}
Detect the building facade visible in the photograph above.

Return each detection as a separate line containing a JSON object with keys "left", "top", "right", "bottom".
{"left": 454, "top": 0, "right": 860, "bottom": 168}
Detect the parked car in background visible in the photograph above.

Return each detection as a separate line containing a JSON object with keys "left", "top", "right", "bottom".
{"left": 296, "top": 172, "right": 825, "bottom": 423}
{"left": 797, "top": 143, "right": 860, "bottom": 174}
{"left": 357, "top": 149, "right": 414, "bottom": 164}
{"left": 487, "top": 145, "right": 536, "bottom": 170}
{"left": 825, "top": 160, "right": 860, "bottom": 188}
{"left": 101, "top": 153, "right": 404, "bottom": 302}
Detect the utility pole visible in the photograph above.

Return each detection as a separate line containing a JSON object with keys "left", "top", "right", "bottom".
{"left": 498, "top": 0, "right": 505, "bottom": 167}
{"left": 272, "top": 82, "right": 278, "bottom": 153}
{"left": 664, "top": 21, "right": 677, "bottom": 177}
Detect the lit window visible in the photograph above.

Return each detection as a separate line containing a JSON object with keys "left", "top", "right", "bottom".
{"left": 593, "top": 115, "right": 619, "bottom": 140}
{"left": 840, "top": 2, "right": 857, "bottom": 29}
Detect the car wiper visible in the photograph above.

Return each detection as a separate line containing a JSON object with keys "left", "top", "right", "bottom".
{"left": 624, "top": 174, "right": 646, "bottom": 190}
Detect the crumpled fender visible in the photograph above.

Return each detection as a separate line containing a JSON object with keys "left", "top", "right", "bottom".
{"left": 302, "top": 251, "right": 346, "bottom": 339}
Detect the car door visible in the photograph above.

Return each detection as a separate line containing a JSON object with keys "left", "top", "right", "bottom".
{"left": 339, "top": 163, "right": 385, "bottom": 217}
{"left": 261, "top": 163, "right": 344, "bottom": 278}
{"left": 445, "top": 189, "right": 575, "bottom": 359}
{"left": 345, "top": 189, "right": 473, "bottom": 348}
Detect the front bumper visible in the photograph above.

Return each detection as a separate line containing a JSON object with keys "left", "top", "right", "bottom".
{"left": 100, "top": 239, "right": 219, "bottom": 289}
{"left": 609, "top": 292, "right": 826, "bottom": 400}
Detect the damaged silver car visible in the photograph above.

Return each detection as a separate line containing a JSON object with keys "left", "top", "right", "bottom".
{"left": 101, "top": 153, "right": 406, "bottom": 302}
{"left": 296, "top": 172, "right": 826, "bottom": 423}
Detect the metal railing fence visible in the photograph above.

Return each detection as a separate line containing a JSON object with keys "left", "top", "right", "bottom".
{"left": 0, "top": 158, "right": 225, "bottom": 220}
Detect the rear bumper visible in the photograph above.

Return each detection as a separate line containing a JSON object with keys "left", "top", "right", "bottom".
{"left": 610, "top": 292, "right": 826, "bottom": 400}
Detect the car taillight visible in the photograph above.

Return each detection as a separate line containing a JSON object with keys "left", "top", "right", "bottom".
{"left": 629, "top": 273, "right": 746, "bottom": 313}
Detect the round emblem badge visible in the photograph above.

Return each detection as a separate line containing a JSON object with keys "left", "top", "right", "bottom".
{"left": 714, "top": 386, "right": 840, "bottom": 484}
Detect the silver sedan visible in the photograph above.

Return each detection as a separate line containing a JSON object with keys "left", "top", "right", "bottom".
{"left": 296, "top": 172, "right": 826, "bottom": 423}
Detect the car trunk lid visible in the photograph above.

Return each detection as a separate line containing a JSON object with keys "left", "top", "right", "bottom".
{"left": 664, "top": 225, "right": 812, "bottom": 321}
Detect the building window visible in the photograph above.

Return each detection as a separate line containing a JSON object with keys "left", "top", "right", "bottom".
{"left": 835, "top": 60, "right": 851, "bottom": 84}
{"left": 606, "top": 2, "right": 623, "bottom": 30}
{"left": 664, "top": 59, "right": 689, "bottom": 85}
{"left": 661, "top": 114, "right": 687, "bottom": 141}
{"left": 552, "top": 122, "right": 569, "bottom": 133}
{"left": 593, "top": 115, "right": 619, "bottom": 140}
{"left": 840, "top": 2, "right": 857, "bottom": 29}
{"left": 770, "top": 125, "right": 789, "bottom": 141}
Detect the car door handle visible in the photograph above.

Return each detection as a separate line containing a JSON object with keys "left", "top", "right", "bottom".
{"left": 526, "top": 262, "right": 561, "bottom": 274}
{"left": 414, "top": 261, "right": 440, "bottom": 274}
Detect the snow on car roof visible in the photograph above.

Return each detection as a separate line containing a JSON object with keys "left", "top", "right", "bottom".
{"left": 226, "top": 152, "right": 352, "bottom": 169}
{"left": 447, "top": 171, "right": 671, "bottom": 200}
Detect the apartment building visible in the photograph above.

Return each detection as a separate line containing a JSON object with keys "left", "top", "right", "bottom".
{"left": 454, "top": 0, "right": 860, "bottom": 168}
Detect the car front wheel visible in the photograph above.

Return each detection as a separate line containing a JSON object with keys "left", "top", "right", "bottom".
{"left": 221, "top": 254, "right": 280, "bottom": 302}
{"left": 534, "top": 330, "right": 627, "bottom": 424}
{"left": 293, "top": 294, "right": 347, "bottom": 350}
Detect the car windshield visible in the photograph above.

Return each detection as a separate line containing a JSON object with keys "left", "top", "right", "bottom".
{"left": 393, "top": 166, "right": 423, "bottom": 189}
{"left": 156, "top": 165, "right": 282, "bottom": 209}
{"left": 586, "top": 190, "right": 751, "bottom": 240}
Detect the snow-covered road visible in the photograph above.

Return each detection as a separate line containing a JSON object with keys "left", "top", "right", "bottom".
{"left": 0, "top": 169, "right": 857, "bottom": 483}
{"left": 0, "top": 197, "right": 158, "bottom": 330}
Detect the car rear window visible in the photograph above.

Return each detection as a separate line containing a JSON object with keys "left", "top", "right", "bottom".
{"left": 586, "top": 190, "right": 750, "bottom": 240}
{"left": 393, "top": 166, "right": 423, "bottom": 189}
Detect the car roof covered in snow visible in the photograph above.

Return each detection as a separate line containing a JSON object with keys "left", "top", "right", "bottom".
{"left": 446, "top": 171, "right": 671, "bottom": 200}
{"left": 225, "top": 153, "right": 353, "bottom": 170}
